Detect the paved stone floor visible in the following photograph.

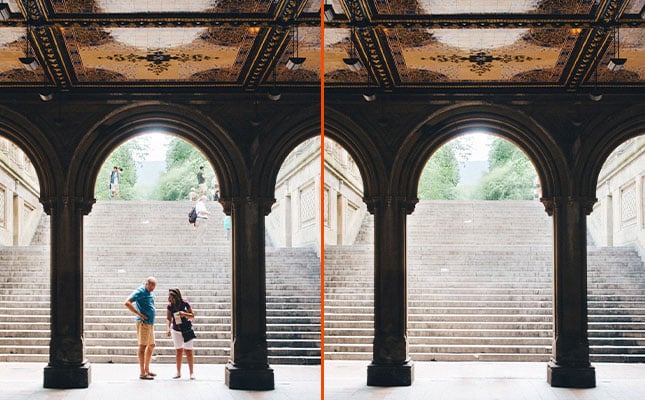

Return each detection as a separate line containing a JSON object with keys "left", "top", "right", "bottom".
{"left": 2, "top": 361, "right": 645, "bottom": 400}
{"left": 325, "top": 361, "right": 645, "bottom": 400}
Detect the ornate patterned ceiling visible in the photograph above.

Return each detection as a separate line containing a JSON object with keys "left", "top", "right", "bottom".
{"left": 0, "top": 0, "right": 643, "bottom": 95}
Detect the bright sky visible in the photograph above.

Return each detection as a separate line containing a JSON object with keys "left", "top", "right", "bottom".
{"left": 464, "top": 132, "right": 494, "bottom": 161}
{"left": 135, "top": 131, "right": 493, "bottom": 162}
{"left": 136, "top": 132, "right": 172, "bottom": 162}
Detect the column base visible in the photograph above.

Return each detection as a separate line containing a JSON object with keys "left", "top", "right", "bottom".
{"left": 547, "top": 361, "right": 595, "bottom": 388}
{"left": 225, "top": 361, "right": 274, "bottom": 390}
{"left": 44, "top": 362, "right": 91, "bottom": 389}
{"left": 367, "top": 360, "right": 414, "bottom": 386}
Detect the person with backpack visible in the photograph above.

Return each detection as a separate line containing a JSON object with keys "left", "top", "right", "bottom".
{"left": 194, "top": 196, "right": 210, "bottom": 244}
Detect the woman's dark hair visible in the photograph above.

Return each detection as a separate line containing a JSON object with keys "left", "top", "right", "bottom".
{"left": 169, "top": 288, "right": 184, "bottom": 311}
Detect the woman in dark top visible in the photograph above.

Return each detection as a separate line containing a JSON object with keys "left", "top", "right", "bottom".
{"left": 166, "top": 287, "right": 196, "bottom": 379}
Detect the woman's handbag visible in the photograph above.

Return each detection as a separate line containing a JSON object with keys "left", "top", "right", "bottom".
{"left": 181, "top": 325, "right": 196, "bottom": 342}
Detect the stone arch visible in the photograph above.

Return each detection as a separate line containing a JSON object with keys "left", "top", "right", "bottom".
{"left": 68, "top": 102, "right": 248, "bottom": 203}
{"left": 322, "top": 107, "right": 388, "bottom": 199}
{"left": 393, "top": 103, "right": 570, "bottom": 201}
{"left": 0, "top": 105, "right": 63, "bottom": 202}
{"left": 252, "top": 105, "right": 321, "bottom": 201}
{"left": 575, "top": 105, "right": 645, "bottom": 198}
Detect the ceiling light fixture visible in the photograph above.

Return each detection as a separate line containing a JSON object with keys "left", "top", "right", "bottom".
{"left": 324, "top": 3, "right": 335, "bottom": 22}
{"left": 267, "top": 60, "right": 281, "bottom": 101}
{"left": 39, "top": 69, "right": 53, "bottom": 102}
{"left": 343, "top": 26, "right": 362, "bottom": 72}
{"left": 19, "top": 25, "right": 39, "bottom": 71}
{"left": 607, "top": 25, "right": 626, "bottom": 72}
{"left": 589, "top": 60, "right": 602, "bottom": 102}
{"left": 39, "top": 89, "right": 53, "bottom": 102}
{"left": 0, "top": 2, "right": 11, "bottom": 21}
{"left": 362, "top": 58, "right": 376, "bottom": 102}
{"left": 286, "top": 26, "right": 305, "bottom": 71}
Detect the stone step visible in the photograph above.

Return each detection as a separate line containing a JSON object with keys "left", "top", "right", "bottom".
{"left": 325, "top": 199, "right": 645, "bottom": 362}
{"left": 0, "top": 203, "right": 323, "bottom": 366}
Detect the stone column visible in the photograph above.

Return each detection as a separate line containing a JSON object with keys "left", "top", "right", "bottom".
{"left": 224, "top": 197, "right": 275, "bottom": 390}
{"left": 605, "top": 193, "right": 613, "bottom": 247}
{"left": 542, "top": 196, "right": 596, "bottom": 388}
{"left": 367, "top": 195, "right": 415, "bottom": 386}
{"left": 43, "top": 196, "right": 93, "bottom": 388}
{"left": 12, "top": 193, "right": 22, "bottom": 246}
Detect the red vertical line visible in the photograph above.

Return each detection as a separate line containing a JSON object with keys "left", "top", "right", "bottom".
{"left": 319, "top": 3, "right": 326, "bottom": 399}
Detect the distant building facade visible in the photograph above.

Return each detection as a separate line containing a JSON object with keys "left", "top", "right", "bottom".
{"left": 588, "top": 136, "right": 645, "bottom": 258}
{"left": 266, "top": 137, "right": 366, "bottom": 251}
{"left": 0, "top": 138, "right": 42, "bottom": 246}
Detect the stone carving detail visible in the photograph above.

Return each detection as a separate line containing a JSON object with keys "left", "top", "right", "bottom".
{"left": 365, "top": 195, "right": 418, "bottom": 215}
{"left": 511, "top": 68, "right": 557, "bottom": 82}
{"left": 202, "top": 28, "right": 247, "bottom": 46}
{"left": 621, "top": 183, "right": 637, "bottom": 224}
{"left": 423, "top": 52, "right": 542, "bottom": 77}
{"left": 81, "top": 68, "right": 126, "bottom": 81}
{"left": 541, "top": 196, "right": 597, "bottom": 216}
{"left": 0, "top": 68, "right": 42, "bottom": 83}
{"left": 324, "top": 187, "right": 329, "bottom": 226}
{"left": 190, "top": 68, "right": 235, "bottom": 81}
{"left": 396, "top": 29, "right": 436, "bottom": 48}
{"left": 98, "top": 51, "right": 216, "bottom": 76}
{"left": 72, "top": 28, "right": 111, "bottom": 47}
{"left": 526, "top": 28, "right": 569, "bottom": 47}
{"left": 402, "top": 68, "right": 449, "bottom": 82}
{"left": 299, "top": 184, "right": 316, "bottom": 226}
{"left": 0, "top": 186, "right": 5, "bottom": 227}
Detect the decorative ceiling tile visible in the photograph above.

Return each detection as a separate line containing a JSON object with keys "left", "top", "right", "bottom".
{"left": 387, "top": 27, "right": 579, "bottom": 83}
{"left": 596, "top": 28, "right": 645, "bottom": 84}
{"left": 373, "top": 0, "right": 593, "bottom": 16}
{"left": 276, "top": 27, "right": 320, "bottom": 83}
{"left": 51, "top": 0, "right": 272, "bottom": 14}
{"left": 65, "top": 26, "right": 258, "bottom": 83}
{"left": 0, "top": 28, "right": 42, "bottom": 83}
{"left": 624, "top": 0, "right": 645, "bottom": 14}
{"left": 323, "top": 28, "right": 367, "bottom": 84}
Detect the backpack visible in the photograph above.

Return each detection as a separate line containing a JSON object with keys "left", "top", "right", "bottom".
{"left": 188, "top": 207, "right": 197, "bottom": 224}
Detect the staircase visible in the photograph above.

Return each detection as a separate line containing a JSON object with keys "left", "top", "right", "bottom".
{"left": 324, "top": 200, "right": 645, "bottom": 362}
{"left": 0, "top": 201, "right": 320, "bottom": 365}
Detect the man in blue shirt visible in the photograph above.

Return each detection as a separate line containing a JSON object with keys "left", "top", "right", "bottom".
{"left": 124, "top": 276, "right": 157, "bottom": 379}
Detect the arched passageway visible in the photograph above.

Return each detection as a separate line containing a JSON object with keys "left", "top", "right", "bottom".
{"left": 0, "top": 96, "right": 321, "bottom": 391}
{"left": 407, "top": 132, "right": 553, "bottom": 364}
{"left": 324, "top": 101, "right": 600, "bottom": 389}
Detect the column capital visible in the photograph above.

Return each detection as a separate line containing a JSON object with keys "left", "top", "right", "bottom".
{"left": 540, "top": 196, "right": 597, "bottom": 216}
{"left": 40, "top": 196, "right": 96, "bottom": 216}
{"left": 220, "top": 196, "right": 275, "bottom": 216}
{"left": 365, "top": 195, "right": 418, "bottom": 215}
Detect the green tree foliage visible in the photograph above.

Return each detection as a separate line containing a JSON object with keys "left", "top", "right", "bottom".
{"left": 95, "top": 141, "right": 146, "bottom": 200}
{"left": 418, "top": 143, "right": 461, "bottom": 200}
{"left": 154, "top": 137, "right": 212, "bottom": 201}
{"left": 476, "top": 138, "right": 537, "bottom": 200}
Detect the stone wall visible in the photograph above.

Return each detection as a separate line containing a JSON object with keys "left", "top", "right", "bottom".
{"left": 0, "top": 138, "right": 43, "bottom": 246}
{"left": 266, "top": 137, "right": 366, "bottom": 251}
{"left": 588, "top": 136, "right": 645, "bottom": 258}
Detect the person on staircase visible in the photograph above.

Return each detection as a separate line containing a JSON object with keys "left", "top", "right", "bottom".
{"left": 166, "top": 287, "right": 196, "bottom": 380}
{"left": 109, "top": 166, "right": 121, "bottom": 200}
{"left": 195, "top": 195, "right": 211, "bottom": 244}
{"left": 197, "top": 166, "right": 207, "bottom": 196}
{"left": 124, "top": 276, "right": 157, "bottom": 380}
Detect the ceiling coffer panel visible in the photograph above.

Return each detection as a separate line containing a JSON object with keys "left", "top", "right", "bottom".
{"left": 64, "top": 26, "right": 258, "bottom": 83}
{"left": 386, "top": 27, "right": 580, "bottom": 84}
